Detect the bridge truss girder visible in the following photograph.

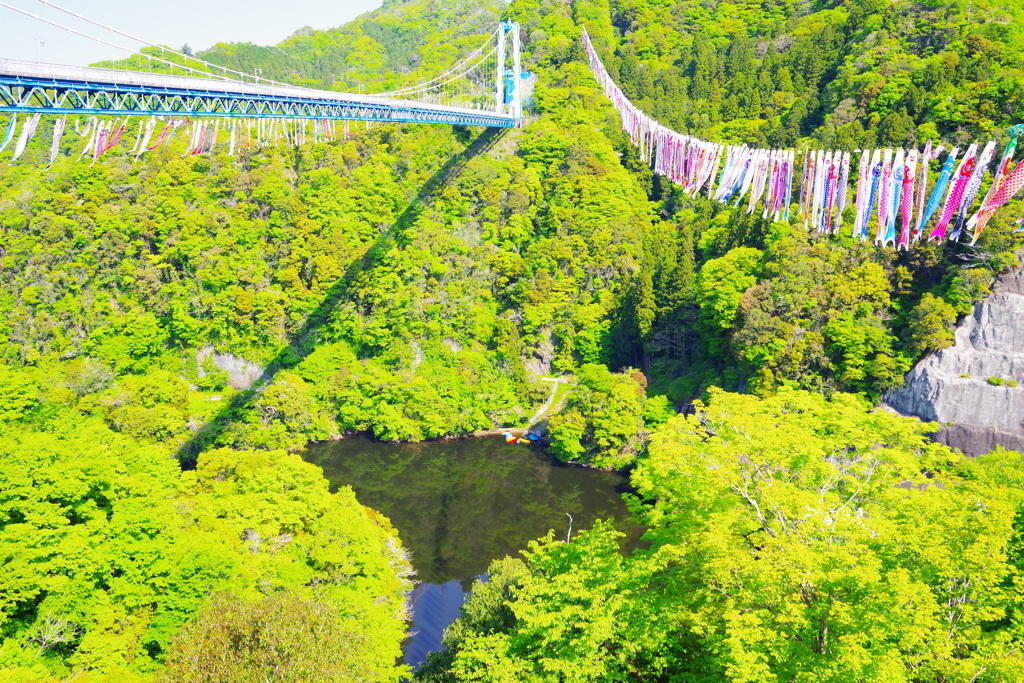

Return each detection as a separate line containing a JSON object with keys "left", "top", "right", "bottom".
{"left": 0, "top": 75, "right": 517, "bottom": 128}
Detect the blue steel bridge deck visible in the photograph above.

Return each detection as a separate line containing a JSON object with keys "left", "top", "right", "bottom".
{"left": 0, "top": 59, "right": 517, "bottom": 128}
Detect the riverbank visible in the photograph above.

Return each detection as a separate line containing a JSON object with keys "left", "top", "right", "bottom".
{"left": 318, "top": 376, "right": 574, "bottom": 444}
{"left": 300, "top": 434, "right": 640, "bottom": 667}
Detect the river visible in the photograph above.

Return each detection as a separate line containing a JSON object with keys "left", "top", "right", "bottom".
{"left": 302, "top": 434, "right": 639, "bottom": 667}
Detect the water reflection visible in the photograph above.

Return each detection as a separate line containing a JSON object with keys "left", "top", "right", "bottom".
{"left": 405, "top": 578, "right": 479, "bottom": 666}
{"left": 304, "top": 435, "right": 637, "bottom": 584}
{"left": 302, "top": 435, "right": 639, "bottom": 665}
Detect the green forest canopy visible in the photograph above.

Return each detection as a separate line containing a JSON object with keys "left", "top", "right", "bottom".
{"left": 419, "top": 389, "right": 1024, "bottom": 682}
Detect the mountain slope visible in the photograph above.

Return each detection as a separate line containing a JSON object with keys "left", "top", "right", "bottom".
{"left": 2, "top": 0, "right": 1023, "bottom": 455}
{"left": 584, "top": 0, "right": 1024, "bottom": 146}
{"left": 198, "top": 0, "right": 506, "bottom": 91}
{"left": 567, "top": 0, "right": 1024, "bottom": 403}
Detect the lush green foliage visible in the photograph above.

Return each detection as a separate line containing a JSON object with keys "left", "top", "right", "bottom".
{"left": 421, "top": 389, "right": 1024, "bottom": 681}
{"left": 163, "top": 592, "right": 388, "bottom": 682}
{"left": 0, "top": 366, "right": 410, "bottom": 682}
{"left": 547, "top": 363, "right": 649, "bottom": 467}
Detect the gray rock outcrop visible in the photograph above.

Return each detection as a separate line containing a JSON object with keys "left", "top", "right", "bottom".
{"left": 884, "top": 267, "right": 1024, "bottom": 456}
{"left": 197, "top": 346, "right": 268, "bottom": 390}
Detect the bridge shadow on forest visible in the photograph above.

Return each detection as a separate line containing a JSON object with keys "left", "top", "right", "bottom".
{"left": 176, "top": 126, "right": 508, "bottom": 466}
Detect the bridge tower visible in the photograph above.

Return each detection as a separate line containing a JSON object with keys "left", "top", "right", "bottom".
{"left": 496, "top": 21, "right": 522, "bottom": 119}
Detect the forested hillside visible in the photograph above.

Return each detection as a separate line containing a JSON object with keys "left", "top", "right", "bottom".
{"left": 0, "top": 0, "right": 666, "bottom": 458}
{"left": 0, "top": 376, "right": 412, "bottom": 681}
{"left": 588, "top": 0, "right": 1024, "bottom": 147}
{"left": 198, "top": 0, "right": 507, "bottom": 91}
{"left": 572, "top": 0, "right": 1024, "bottom": 404}
{"left": 3, "top": 0, "right": 1024, "bottom": 678}
{"left": 3, "top": 0, "right": 1024, "bottom": 459}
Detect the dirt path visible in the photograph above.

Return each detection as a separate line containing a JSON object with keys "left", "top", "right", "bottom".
{"left": 528, "top": 377, "right": 568, "bottom": 426}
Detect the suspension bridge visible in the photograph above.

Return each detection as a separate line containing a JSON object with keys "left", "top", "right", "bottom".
{"left": 0, "top": 1, "right": 523, "bottom": 129}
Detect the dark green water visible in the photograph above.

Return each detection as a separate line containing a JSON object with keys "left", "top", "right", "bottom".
{"left": 301, "top": 435, "right": 638, "bottom": 665}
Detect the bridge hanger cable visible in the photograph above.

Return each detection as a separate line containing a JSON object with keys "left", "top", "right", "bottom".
{"left": 377, "top": 37, "right": 500, "bottom": 102}
{"left": 379, "top": 41, "right": 498, "bottom": 99}
{"left": 376, "top": 28, "right": 498, "bottom": 96}
{"left": 378, "top": 29, "right": 497, "bottom": 95}
{"left": 0, "top": 1, "right": 249, "bottom": 82}
{"left": 10, "top": 0, "right": 505, "bottom": 106}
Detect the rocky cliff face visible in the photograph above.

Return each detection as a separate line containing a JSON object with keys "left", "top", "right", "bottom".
{"left": 884, "top": 267, "right": 1024, "bottom": 456}
{"left": 197, "top": 346, "right": 268, "bottom": 390}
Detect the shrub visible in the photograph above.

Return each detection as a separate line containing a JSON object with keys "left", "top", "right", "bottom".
{"left": 906, "top": 294, "right": 957, "bottom": 358}
{"left": 163, "top": 592, "right": 376, "bottom": 683}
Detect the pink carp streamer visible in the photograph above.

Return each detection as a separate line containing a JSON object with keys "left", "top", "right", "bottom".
{"left": 968, "top": 125, "right": 1024, "bottom": 242}
{"left": 580, "top": 26, "right": 1023, "bottom": 248}
{"left": 142, "top": 120, "right": 180, "bottom": 156}
{"left": 970, "top": 158, "right": 1024, "bottom": 238}
{"left": 897, "top": 149, "right": 917, "bottom": 250}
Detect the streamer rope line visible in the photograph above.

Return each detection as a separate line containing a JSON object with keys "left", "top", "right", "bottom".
{"left": 579, "top": 25, "right": 1024, "bottom": 248}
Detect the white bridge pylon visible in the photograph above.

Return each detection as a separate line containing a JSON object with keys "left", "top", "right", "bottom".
{"left": 497, "top": 20, "right": 523, "bottom": 119}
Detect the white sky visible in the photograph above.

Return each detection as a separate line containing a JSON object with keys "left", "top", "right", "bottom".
{"left": 1, "top": 0, "right": 383, "bottom": 66}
